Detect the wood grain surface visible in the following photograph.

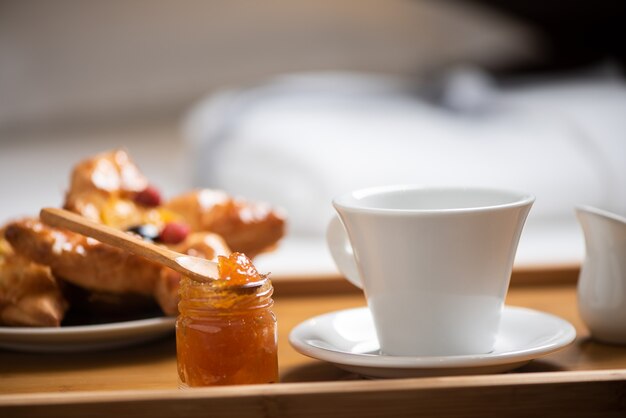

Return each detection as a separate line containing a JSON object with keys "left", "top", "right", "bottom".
{"left": 1, "top": 268, "right": 625, "bottom": 417}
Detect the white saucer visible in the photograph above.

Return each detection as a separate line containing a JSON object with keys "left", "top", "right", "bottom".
{"left": 0, "top": 316, "right": 176, "bottom": 353}
{"left": 289, "top": 306, "right": 576, "bottom": 378}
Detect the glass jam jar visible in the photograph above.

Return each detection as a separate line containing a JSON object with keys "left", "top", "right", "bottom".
{"left": 176, "top": 253, "right": 278, "bottom": 387}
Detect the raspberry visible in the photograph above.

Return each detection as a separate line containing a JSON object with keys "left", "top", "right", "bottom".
{"left": 159, "top": 222, "right": 190, "bottom": 244}
{"left": 134, "top": 185, "right": 162, "bottom": 207}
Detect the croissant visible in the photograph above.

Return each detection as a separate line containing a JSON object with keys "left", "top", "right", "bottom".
{"left": 164, "top": 189, "right": 286, "bottom": 258}
{"left": 0, "top": 230, "right": 68, "bottom": 327}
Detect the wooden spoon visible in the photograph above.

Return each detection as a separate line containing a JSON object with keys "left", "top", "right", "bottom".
{"left": 39, "top": 207, "right": 221, "bottom": 283}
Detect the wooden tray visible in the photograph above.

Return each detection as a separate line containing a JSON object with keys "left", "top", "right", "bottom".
{"left": 1, "top": 265, "right": 626, "bottom": 417}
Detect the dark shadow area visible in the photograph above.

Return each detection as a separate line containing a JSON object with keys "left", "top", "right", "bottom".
{"left": 60, "top": 281, "right": 164, "bottom": 326}
{"left": 467, "top": 0, "right": 626, "bottom": 74}
{"left": 513, "top": 359, "right": 567, "bottom": 373}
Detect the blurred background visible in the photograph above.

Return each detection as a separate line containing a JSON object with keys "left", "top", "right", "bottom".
{"left": 1, "top": 0, "right": 625, "bottom": 275}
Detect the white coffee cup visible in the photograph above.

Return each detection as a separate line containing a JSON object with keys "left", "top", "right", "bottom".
{"left": 327, "top": 185, "right": 534, "bottom": 356}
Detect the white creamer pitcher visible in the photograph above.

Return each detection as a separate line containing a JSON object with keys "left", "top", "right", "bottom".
{"left": 576, "top": 206, "right": 626, "bottom": 344}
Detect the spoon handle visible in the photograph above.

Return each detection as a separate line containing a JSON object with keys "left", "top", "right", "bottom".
{"left": 40, "top": 207, "right": 186, "bottom": 275}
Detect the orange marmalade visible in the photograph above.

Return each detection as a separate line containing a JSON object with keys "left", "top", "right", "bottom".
{"left": 175, "top": 252, "right": 278, "bottom": 387}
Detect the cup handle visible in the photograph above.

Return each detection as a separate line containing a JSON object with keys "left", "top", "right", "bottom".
{"left": 326, "top": 215, "right": 363, "bottom": 289}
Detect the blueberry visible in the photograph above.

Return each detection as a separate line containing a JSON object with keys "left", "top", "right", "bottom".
{"left": 127, "top": 224, "right": 160, "bottom": 241}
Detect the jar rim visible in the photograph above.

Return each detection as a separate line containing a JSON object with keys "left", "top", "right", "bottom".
{"left": 178, "top": 276, "right": 274, "bottom": 313}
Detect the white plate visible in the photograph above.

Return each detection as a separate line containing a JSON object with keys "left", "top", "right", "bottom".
{"left": 289, "top": 306, "right": 576, "bottom": 378}
{"left": 0, "top": 317, "right": 176, "bottom": 353}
